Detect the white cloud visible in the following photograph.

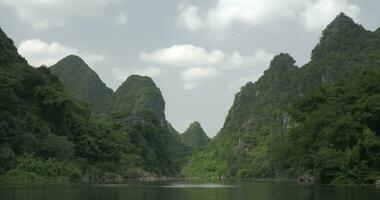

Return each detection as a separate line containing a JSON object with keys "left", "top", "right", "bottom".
{"left": 180, "top": 67, "right": 219, "bottom": 90}
{"left": 140, "top": 44, "right": 273, "bottom": 90}
{"left": 177, "top": 4, "right": 205, "bottom": 31}
{"left": 180, "top": 67, "right": 219, "bottom": 82}
{"left": 178, "top": 0, "right": 361, "bottom": 32}
{"left": 140, "top": 44, "right": 225, "bottom": 68}
{"left": 224, "top": 49, "right": 273, "bottom": 69}
{"left": 141, "top": 44, "right": 273, "bottom": 70}
{"left": 111, "top": 67, "right": 162, "bottom": 82}
{"left": 301, "top": 0, "right": 361, "bottom": 31}
{"left": 178, "top": 0, "right": 305, "bottom": 31}
{"left": 1, "top": 0, "right": 128, "bottom": 29}
{"left": 18, "top": 39, "right": 105, "bottom": 67}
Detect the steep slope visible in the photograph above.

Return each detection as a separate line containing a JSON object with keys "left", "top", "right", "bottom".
{"left": 275, "top": 69, "right": 380, "bottom": 184}
{"left": 183, "top": 13, "right": 380, "bottom": 183}
{"left": 113, "top": 75, "right": 191, "bottom": 175}
{"left": 50, "top": 56, "right": 191, "bottom": 175}
{"left": 166, "top": 123, "right": 192, "bottom": 173}
{"left": 50, "top": 55, "right": 114, "bottom": 114}
{"left": 113, "top": 75, "right": 166, "bottom": 124}
{"left": 0, "top": 27, "right": 186, "bottom": 180}
{"left": 0, "top": 27, "right": 92, "bottom": 176}
{"left": 181, "top": 121, "right": 210, "bottom": 149}
{"left": 183, "top": 53, "right": 298, "bottom": 177}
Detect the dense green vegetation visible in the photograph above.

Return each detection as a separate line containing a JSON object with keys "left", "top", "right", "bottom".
{"left": 183, "top": 13, "right": 380, "bottom": 184}
{"left": 50, "top": 57, "right": 190, "bottom": 176}
{"left": 50, "top": 55, "right": 114, "bottom": 114}
{"left": 0, "top": 27, "right": 187, "bottom": 182}
{"left": 1, "top": 12, "right": 379, "bottom": 185}
{"left": 113, "top": 75, "right": 166, "bottom": 124}
{"left": 273, "top": 69, "right": 380, "bottom": 184}
{"left": 181, "top": 121, "right": 210, "bottom": 150}
{"left": 182, "top": 53, "right": 297, "bottom": 178}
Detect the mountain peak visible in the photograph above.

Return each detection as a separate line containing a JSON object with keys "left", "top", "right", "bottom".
{"left": 181, "top": 121, "right": 210, "bottom": 149}
{"left": 57, "top": 55, "right": 87, "bottom": 67}
{"left": 311, "top": 13, "right": 366, "bottom": 61}
{"left": 333, "top": 12, "right": 354, "bottom": 24}
{"left": 321, "top": 12, "right": 365, "bottom": 38}
{"left": 50, "top": 55, "right": 114, "bottom": 114}
{"left": 124, "top": 74, "right": 156, "bottom": 86}
{"left": 189, "top": 121, "right": 201, "bottom": 128}
{"left": 114, "top": 75, "right": 166, "bottom": 124}
{"left": 269, "top": 53, "right": 296, "bottom": 70}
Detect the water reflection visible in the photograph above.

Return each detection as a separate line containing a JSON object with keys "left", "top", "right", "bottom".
{"left": 0, "top": 181, "right": 379, "bottom": 200}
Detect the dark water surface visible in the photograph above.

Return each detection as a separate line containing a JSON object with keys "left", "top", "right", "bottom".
{"left": 1, "top": 181, "right": 379, "bottom": 200}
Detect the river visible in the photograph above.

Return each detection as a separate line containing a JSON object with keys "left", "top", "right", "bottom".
{"left": 1, "top": 180, "right": 379, "bottom": 200}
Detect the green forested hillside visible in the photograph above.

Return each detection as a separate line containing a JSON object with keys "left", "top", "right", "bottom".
{"left": 182, "top": 53, "right": 298, "bottom": 178}
{"left": 0, "top": 27, "right": 184, "bottom": 181}
{"left": 181, "top": 121, "right": 210, "bottom": 150}
{"left": 113, "top": 75, "right": 166, "bottom": 124}
{"left": 2, "top": 12, "right": 379, "bottom": 184}
{"left": 183, "top": 13, "right": 380, "bottom": 184}
{"left": 50, "top": 55, "right": 191, "bottom": 177}
{"left": 274, "top": 69, "right": 380, "bottom": 184}
{"left": 50, "top": 55, "right": 114, "bottom": 114}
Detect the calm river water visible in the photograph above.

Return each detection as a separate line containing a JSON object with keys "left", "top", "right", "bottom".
{"left": 0, "top": 181, "right": 379, "bottom": 200}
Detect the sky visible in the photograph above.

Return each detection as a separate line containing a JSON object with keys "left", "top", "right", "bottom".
{"left": 1, "top": 0, "right": 379, "bottom": 137}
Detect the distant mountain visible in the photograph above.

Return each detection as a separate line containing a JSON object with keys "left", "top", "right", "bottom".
{"left": 50, "top": 55, "right": 114, "bottom": 114}
{"left": 51, "top": 55, "right": 192, "bottom": 175}
{"left": 51, "top": 57, "right": 167, "bottom": 124}
{"left": 181, "top": 121, "right": 210, "bottom": 149}
{"left": 183, "top": 13, "right": 380, "bottom": 184}
{"left": 113, "top": 75, "right": 166, "bottom": 124}
{"left": 0, "top": 27, "right": 191, "bottom": 179}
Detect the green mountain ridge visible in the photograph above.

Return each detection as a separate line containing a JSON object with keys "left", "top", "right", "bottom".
{"left": 50, "top": 55, "right": 114, "bottom": 114}
{"left": 183, "top": 13, "right": 380, "bottom": 184}
{"left": 113, "top": 75, "right": 166, "bottom": 124}
{"left": 50, "top": 54, "right": 190, "bottom": 176}
{"left": 181, "top": 121, "right": 210, "bottom": 149}
{"left": 51, "top": 56, "right": 167, "bottom": 125}
{"left": 0, "top": 27, "right": 186, "bottom": 180}
{"left": 1, "top": 12, "right": 380, "bottom": 185}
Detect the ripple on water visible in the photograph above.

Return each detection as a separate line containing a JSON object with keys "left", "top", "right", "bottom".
{"left": 162, "top": 183, "right": 234, "bottom": 188}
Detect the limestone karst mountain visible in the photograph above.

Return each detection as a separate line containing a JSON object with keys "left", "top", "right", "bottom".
{"left": 181, "top": 121, "right": 210, "bottom": 149}
{"left": 50, "top": 55, "right": 114, "bottom": 114}
{"left": 182, "top": 13, "right": 380, "bottom": 184}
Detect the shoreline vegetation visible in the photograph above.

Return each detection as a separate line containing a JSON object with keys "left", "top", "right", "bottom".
{"left": 1, "top": 13, "right": 380, "bottom": 186}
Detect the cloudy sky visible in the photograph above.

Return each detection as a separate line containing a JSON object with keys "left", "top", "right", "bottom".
{"left": 1, "top": 0, "right": 379, "bottom": 137}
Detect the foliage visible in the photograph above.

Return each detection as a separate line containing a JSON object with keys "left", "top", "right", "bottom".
{"left": 15, "top": 154, "right": 82, "bottom": 179}
{"left": 113, "top": 75, "right": 166, "bottom": 124}
{"left": 274, "top": 70, "right": 380, "bottom": 184}
{"left": 50, "top": 55, "right": 114, "bottom": 114}
{"left": 183, "top": 13, "right": 380, "bottom": 184}
{"left": 0, "top": 27, "right": 187, "bottom": 181}
{"left": 181, "top": 121, "right": 210, "bottom": 150}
